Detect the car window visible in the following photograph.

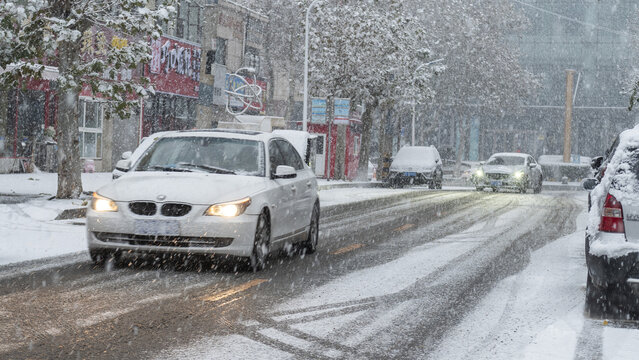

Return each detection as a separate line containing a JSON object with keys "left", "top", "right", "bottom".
{"left": 269, "top": 140, "right": 286, "bottom": 175}
{"left": 486, "top": 156, "right": 525, "bottom": 166}
{"left": 136, "top": 136, "right": 265, "bottom": 176}
{"left": 275, "top": 139, "right": 304, "bottom": 170}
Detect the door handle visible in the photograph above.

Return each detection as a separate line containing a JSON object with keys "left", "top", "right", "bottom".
{"left": 291, "top": 186, "right": 297, "bottom": 193}
{"left": 306, "top": 181, "right": 312, "bottom": 188}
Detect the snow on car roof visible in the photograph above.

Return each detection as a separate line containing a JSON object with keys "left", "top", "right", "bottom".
{"left": 163, "top": 129, "right": 276, "bottom": 142}
{"left": 489, "top": 152, "right": 530, "bottom": 158}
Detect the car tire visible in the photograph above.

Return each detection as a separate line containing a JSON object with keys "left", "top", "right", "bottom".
{"left": 90, "top": 249, "right": 121, "bottom": 267}
{"left": 89, "top": 249, "right": 106, "bottom": 266}
{"left": 585, "top": 272, "right": 611, "bottom": 317}
{"left": 250, "top": 211, "right": 271, "bottom": 272}
{"left": 303, "top": 203, "right": 320, "bottom": 255}
{"left": 533, "top": 177, "right": 542, "bottom": 194}
{"left": 476, "top": 187, "right": 484, "bottom": 192}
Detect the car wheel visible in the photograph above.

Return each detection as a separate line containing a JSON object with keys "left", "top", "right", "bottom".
{"left": 90, "top": 250, "right": 120, "bottom": 267}
{"left": 89, "top": 249, "right": 106, "bottom": 266}
{"left": 585, "top": 272, "right": 610, "bottom": 317}
{"left": 303, "top": 203, "right": 320, "bottom": 255}
{"left": 492, "top": 187, "right": 498, "bottom": 192}
{"left": 476, "top": 187, "right": 484, "bottom": 192}
{"left": 250, "top": 211, "right": 271, "bottom": 272}
{"left": 533, "top": 177, "right": 542, "bottom": 194}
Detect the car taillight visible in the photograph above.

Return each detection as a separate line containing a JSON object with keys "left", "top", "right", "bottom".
{"left": 599, "top": 193, "right": 624, "bottom": 233}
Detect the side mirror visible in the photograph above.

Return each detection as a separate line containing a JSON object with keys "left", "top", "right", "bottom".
{"left": 274, "top": 165, "right": 296, "bottom": 179}
{"left": 435, "top": 159, "right": 440, "bottom": 163}
{"left": 528, "top": 163, "right": 536, "bottom": 168}
{"left": 583, "top": 178, "right": 598, "bottom": 190}
{"left": 479, "top": 161, "right": 485, "bottom": 166}
{"left": 121, "top": 151, "right": 132, "bottom": 160}
{"left": 115, "top": 159, "right": 132, "bottom": 172}
{"left": 590, "top": 156, "right": 604, "bottom": 170}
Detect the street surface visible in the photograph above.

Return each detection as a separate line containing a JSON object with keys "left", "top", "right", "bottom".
{"left": 0, "top": 190, "right": 633, "bottom": 359}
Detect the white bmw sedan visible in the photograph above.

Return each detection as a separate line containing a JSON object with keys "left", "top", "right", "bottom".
{"left": 87, "top": 130, "right": 319, "bottom": 271}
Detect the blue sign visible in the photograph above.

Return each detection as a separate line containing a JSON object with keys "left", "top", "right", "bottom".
{"left": 334, "top": 98, "right": 350, "bottom": 119}
{"left": 311, "top": 98, "right": 327, "bottom": 124}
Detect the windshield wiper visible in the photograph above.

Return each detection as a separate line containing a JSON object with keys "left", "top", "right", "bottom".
{"left": 148, "top": 165, "right": 193, "bottom": 172}
{"left": 176, "top": 162, "right": 236, "bottom": 175}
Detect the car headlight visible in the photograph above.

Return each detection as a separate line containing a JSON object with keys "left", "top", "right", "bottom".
{"left": 205, "top": 197, "right": 252, "bottom": 217}
{"left": 513, "top": 171, "right": 524, "bottom": 179}
{"left": 475, "top": 169, "right": 484, "bottom": 177}
{"left": 92, "top": 193, "right": 118, "bottom": 212}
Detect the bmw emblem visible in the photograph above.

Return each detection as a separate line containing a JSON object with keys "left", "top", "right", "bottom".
{"left": 157, "top": 194, "right": 167, "bottom": 201}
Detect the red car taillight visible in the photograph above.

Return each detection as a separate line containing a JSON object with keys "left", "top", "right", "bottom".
{"left": 599, "top": 193, "right": 624, "bottom": 233}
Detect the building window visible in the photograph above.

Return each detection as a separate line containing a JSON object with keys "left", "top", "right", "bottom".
{"left": 245, "top": 46, "right": 260, "bottom": 73}
{"left": 79, "top": 101, "right": 103, "bottom": 159}
{"left": 205, "top": 50, "right": 215, "bottom": 74}
{"left": 175, "top": 0, "right": 200, "bottom": 43}
{"left": 159, "top": 0, "right": 200, "bottom": 43}
{"left": 215, "top": 38, "right": 227, "bottom": 65}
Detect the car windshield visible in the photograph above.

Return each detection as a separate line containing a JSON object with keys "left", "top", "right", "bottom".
{"left": 135, "top": 136, "right": 265, "bottom": 177}
{"left": 486, "top": 156, "right": 525, "bottom": 166}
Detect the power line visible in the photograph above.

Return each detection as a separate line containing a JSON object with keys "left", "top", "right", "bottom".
{"left": 512, "top": 0, "right": 632, "bottom": 37}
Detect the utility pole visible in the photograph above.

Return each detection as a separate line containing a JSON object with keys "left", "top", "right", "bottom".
{"left": 563, "top": 69, "right": 575, "bottom": 163}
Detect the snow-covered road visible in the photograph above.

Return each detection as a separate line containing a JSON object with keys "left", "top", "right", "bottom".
{"left": 1, "top": 190, "right": 637, "bottom": 359}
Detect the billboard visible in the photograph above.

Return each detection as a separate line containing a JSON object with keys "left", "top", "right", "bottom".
{"left": 148, "top": 36, "right": 201, "bottom": 98}
{"left": 311, "top": 98, "right": 327, "bottom": 124}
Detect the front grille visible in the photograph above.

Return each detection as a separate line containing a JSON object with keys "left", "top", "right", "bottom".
{"left": 161, "top": 203, "right": 192, "bottom": 217}
{"left": 94, "top": 232, "right": 233, "bottom": 248}
{"left": 129, "top": 202, "right": 157, "bottom": 216}
{"left": 487, "top": 173, "right": 510, "bottom": 180}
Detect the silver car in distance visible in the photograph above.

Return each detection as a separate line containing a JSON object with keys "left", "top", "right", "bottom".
{"left": 87, "top": 130, "right": 320, "bottom": 271}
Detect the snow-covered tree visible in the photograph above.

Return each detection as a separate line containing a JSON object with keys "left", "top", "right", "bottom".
{"left": 412, "top": 0, "right": 538, "bottom": 171}
{"left": 0, "top": 0, "right": 173, "bottom": 198}
{"left": 308, "top": 0, "right": 437, "bottom": 180}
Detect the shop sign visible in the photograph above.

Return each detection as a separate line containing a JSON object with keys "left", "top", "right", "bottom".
{"left": 212, "top": 64, "right": 228, "bottom": 106}
{"left": 149, "top": 36, "right": 201, "bottom": 98}
{"left": 311, "top": 98, "right": 327, "bottom": 124}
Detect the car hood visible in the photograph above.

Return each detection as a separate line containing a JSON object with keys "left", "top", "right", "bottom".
{"left": 482, "top": 165, "right": 524, "bottom": 174}
{"left": 97, "top": 172, "right": 269, "bottom": 205}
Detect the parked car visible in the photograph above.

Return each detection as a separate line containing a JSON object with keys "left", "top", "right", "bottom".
{"left": 472, "top": 152, "right": 543, "bottom": 193}
{"left": 386, "top": 146, "right": 443, "bottom": 188}
{"left": 584, "top": 126, "right": 639, "bottom": 315}
{"left": 88, "top": 129, "right": 319, "bottom": 271}
{"left": 112, "top": 131, "right": 174, "bottom": 180}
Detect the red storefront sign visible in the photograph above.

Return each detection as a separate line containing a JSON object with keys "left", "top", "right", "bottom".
{"left": 148, "top": 36, "right": 201, "bottom": 98}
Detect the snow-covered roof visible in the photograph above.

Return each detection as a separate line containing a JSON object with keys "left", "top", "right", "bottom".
{"left": 163, "top": 129, "right": 275, "bottom": 143}
{"left": 489, "top": 152, "right": 530, "bottom": 159}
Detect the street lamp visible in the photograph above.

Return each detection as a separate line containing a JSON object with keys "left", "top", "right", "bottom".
{"left": 303, "top": 0, "right": 320, "bottom": 132}
{"left": 410, "top": 58, "right": 444, "bottom": 146}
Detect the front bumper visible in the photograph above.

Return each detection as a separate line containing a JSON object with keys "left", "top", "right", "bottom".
{"left": 587, "top": 232, "right": 639, "bottom": 288}
{"left": 87, "top": 202, "right": 258, "bottom": 258}
{"left": 388, "top": 171, "right": 437, "bottom": 185}
{"left": 474, "top": 174, "right": 525, "bottom": 189}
